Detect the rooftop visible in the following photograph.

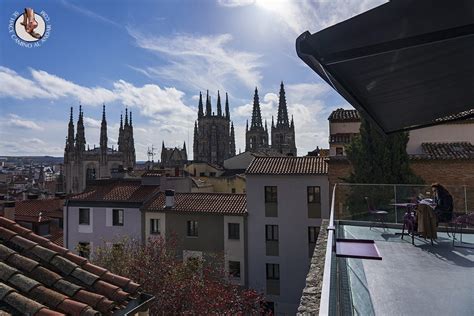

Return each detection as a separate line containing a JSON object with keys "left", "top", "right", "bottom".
{"left": 0, "top": 216, "right": 150, "bottom": 315}
{"left": 246, "top": 156, "right": 328, "bottom": 175}
{"left": 412, "top": 142, "right": 474, "bottom": 160}
{"left": 145, "top": 192, "right": 247, "bottom": 215}
{"left": 14, "top": 198, "right": 63, "bottom": 223}
{"left": 299, "top": 183, "right": 474, "bottom": 315}
{"left": 69, "top": 179, "right": 159, "bottom": 203}
{"left": 328, "top": 108, "right": 360, "bottom": 122}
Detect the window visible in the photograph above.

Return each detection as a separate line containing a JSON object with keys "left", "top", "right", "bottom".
{"left": 210, "top": 172, "right": 216, "bottom": 177}
{"left": 229, "top": 261, "right": 241, "bottom": 278}
{"left": 308, "top": 227, "right": 320, "bottom": 244}
{"left": 307, "top": 186, "right": 321, "bottom": 204}
{"left": 231, "top": 188, "right": 236, "bottom": 193}
{"left": 77, "top": 242, "right": 90, "bottom": 259}
{"left": 265, "top": 186, "right": 278, "bottom": 203}
{"left": 86, "top": 168, "right": 96, "bottom": 180}
{"left": 336, "top": 147, "right": 343, "bottom": 156}
{"left": 150, "top": 219, "right": 160, "bottom": 235}
{"left": 228, "top": 223, "right": 240, "bottom": 240}
{"left": 112, "top": 209, "right": 124, "bottom": 226}
{"left": 79, "top": 208, "right": 90, "bottom": 225}
{"left": 187, "top": 220, "right": 198, "bottom": 237}
{"left": 199, "top": 172, "right": 206, "bottom": 177}
{"left": 265, "top": 225, "right": 279, "bottom": 241}
{"left": 266, "top": 263, "right": 280, "bottom": 280}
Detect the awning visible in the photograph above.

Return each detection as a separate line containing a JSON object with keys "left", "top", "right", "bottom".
{"left": 296, "top": 0, "right": 474, "bottom": 134}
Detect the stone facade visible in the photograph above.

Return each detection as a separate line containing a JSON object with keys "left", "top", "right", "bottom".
{"left": 271, "top": 82, "right": 297, "bottom": 156}
{"left": 245, "top": 88, "right": 269, "bottom": 153}
{"left": 193, "top": 91, "right": 236, "bottom": 166}
{"left": 161, "top": 141, "right": 188, "bottom": 168}
{"left": 64, "top": 106, "right": 135, "bottom": 194}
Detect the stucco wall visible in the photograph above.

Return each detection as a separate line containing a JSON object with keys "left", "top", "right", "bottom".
{"left": 407, "top": 123, "right": 474, "bottom": 154}
{"left": 246, "top": 174, "right": 329, "bottom": 314}
{"left": 224, "top": 215, "right": 246, "bottom": 285}
{"left": 65, "top": 205, "right": 142, "bottom": 254}
{"left": 165, "top": 212, "right": 224, "bottom": 258}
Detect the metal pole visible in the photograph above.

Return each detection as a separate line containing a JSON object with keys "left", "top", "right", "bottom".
{"left": 464, "top": 185, "right": 468, "bottom": 213}
{"left": 394, "top": 185, "right": 398, "bottom": 223}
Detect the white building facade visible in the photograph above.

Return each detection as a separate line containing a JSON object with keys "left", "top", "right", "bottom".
{"left": 246, "top": 156, "right": 329, "bottom": 314}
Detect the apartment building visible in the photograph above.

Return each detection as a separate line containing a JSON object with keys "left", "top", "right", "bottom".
{"left": 64, "top": 178, "right": 160, "bottom": 257}
{"left": 246, "top": 156, "right": 329, "bottom": 314}
{"left": 143, "top": 191, "right": 247, "bottom": 285}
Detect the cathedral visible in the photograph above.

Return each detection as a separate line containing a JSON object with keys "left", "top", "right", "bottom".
{"left": 63, "top": 105, "right": 135, "bottom": 193}
{"left": 246, "top": 82, "right": 297, "bottom": 156}
{"left": 161, "top": 141, "right": 188, "bottom": 168}
{"left": 193, "top": 91, "right": 236, "bottom": 165}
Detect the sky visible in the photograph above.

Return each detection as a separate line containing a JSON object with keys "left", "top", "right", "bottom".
{"left": 0, "top": 0, "right": 387, "bottom": 161}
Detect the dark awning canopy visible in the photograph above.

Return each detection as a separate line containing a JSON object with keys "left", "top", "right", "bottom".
{"left": 296, "top": 0, "right": 474, "bottom": 134}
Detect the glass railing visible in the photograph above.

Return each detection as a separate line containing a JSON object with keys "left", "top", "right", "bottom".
{"left": 318, "top": 183, "right": 471, "bottom": 315}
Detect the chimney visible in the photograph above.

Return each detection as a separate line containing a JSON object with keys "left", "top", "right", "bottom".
{"left": 4, "top": 201, "right": 15, "bottom": 220}
{"left": 165, "top": 190, "right": 175, "bottom": 208}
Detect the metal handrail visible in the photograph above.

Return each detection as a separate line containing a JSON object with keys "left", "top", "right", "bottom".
{"left": 319, "top": 184, "right": 337, "bottom": 315}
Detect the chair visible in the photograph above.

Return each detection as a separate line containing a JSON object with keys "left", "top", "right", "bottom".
{"left": 451, "top": 212, "right": 474, "bottom": 247}
{"left": 364, "top": 197, "right": 388, "bottom": 230}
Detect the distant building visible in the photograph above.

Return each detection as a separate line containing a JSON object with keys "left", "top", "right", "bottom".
{"left": 63, "top": 105, "right": 136, "bottom": 194}
{"left": 245, "top": 88, "right": 270, "bottom": 153}
{"left": 245, "top": 82, "right": 297, "bottom": 156}
{"left": 193, "top": 91, "right": 236, "bottom": 166}
{"left": 328, "top": 108, "right": 361, "bottom": 157}
{"left": 246, "top": 156, "right": 329, "bottom": 314}
{"left": 271, "top": 82, "right": 297, "bottom": 156}
{"left": 161, "top": 141, "right": 188, "bottom": 168}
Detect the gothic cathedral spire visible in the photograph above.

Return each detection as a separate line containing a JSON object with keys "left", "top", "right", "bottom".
{"left": 217, "top": 91, "right": 222, "bottom": 116}
{"left": 225, "top": 92, "right": 230, "bottom": 120}
{"left": 277, "top": 81, "right": 289, "bottom": 128}
{"left": 198, "top": 91, "right": 204, "bottom": 117}
{"left": 251, "top": 87, "right": 263, "bottom": 129}
{"left": 66, "top": 107, "right": 75, "bottom": 152}
{"left": 205, "top": 90, "right": 212, "bottom": 116}
{"left": 75, "top": 105, "right": 86, "bottom": 153}
{"left": 100, "top": 104, "right": 107, "bottom": 151}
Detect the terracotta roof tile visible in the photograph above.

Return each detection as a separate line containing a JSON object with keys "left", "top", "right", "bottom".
{"left": 0, "top": 216, "right": 147, "bottom": 314}
{"left": 328, "top": 108, "right": 360, "bottom": 121}
{"left": 69, "top": 179, "right": 159, "bottom": 203}
{"left": 411, "top": 142, "right": 474, "bottom": 160}
{"left": 246, "top": 156, "right": 328, "bottom": 175}
{"left": 145, "top": 193, "right": 247, "bottom": 215}
{"left": 14, "top": 199, "right": 63, "bottom": 222}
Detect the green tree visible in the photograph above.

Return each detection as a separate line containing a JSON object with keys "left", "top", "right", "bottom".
{"left": 344, "top": 117, "right": 424, "bottom": 218}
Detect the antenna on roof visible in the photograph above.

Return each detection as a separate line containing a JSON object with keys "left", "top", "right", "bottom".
{"left": 147, "top": 145, "right": 156, "bottom": 170}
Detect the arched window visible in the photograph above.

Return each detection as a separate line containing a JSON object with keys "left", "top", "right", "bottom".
{"left": 86, "top": 164, "right": 96, "bottom": 180}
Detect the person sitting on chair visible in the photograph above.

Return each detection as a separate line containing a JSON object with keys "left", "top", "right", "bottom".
{"left": 431, "top": 183, "right": 453, "bottom": 224}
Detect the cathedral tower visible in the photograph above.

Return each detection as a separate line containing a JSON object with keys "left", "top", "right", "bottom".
{"left": 193, "top": 91, "right": 236, "bottom": 165}
{"left": 271, "top": 82, "right": 297, "bottom": 156}
{"left": 63, "top": 106, "right": 136, "bottom": 194}
{"left": 245, "top": 87, "right": 269, "bottom": 152}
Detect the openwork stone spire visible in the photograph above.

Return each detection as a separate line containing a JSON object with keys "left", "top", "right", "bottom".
{"left": 251, "top": 87, "right": 263, "bottom": 129}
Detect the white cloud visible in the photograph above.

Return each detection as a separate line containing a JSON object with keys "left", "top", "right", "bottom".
{"left": 83, "top": 117, "right": 101, "bottom": 128}
{"left": 217, "top": 0, "right": 255, "bottom": 7}
{"left": 0, "top": 66, "right": 198, "bottom": 160}
{"left": 127, "top": 29, "right": 263, "bottom": 93}
{"left": 59, "top": 0, "right": 121, "bottom": 28}
{"left": 6, "top": 114, "right": 44, "bottom": 131}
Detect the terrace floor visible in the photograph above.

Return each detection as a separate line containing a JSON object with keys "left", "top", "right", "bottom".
{"left": 340, "top": 225, "right": 474, "bottom": 316}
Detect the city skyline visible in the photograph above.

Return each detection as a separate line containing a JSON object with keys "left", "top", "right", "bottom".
{"left": 0, "top": 0, "right": 387, "bottom": 159}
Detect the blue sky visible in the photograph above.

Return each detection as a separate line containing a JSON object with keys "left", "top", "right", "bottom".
{"left": 0, "top": 0, "right": 386, "bottom": 160}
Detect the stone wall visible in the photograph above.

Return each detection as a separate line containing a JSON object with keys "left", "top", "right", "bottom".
{"left": 297, "top": 220, "right": 329, "bottom": 315}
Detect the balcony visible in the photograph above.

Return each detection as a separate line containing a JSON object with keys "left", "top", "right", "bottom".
{"left": 299, "top": 183, "right": 474, "bottom": 315}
